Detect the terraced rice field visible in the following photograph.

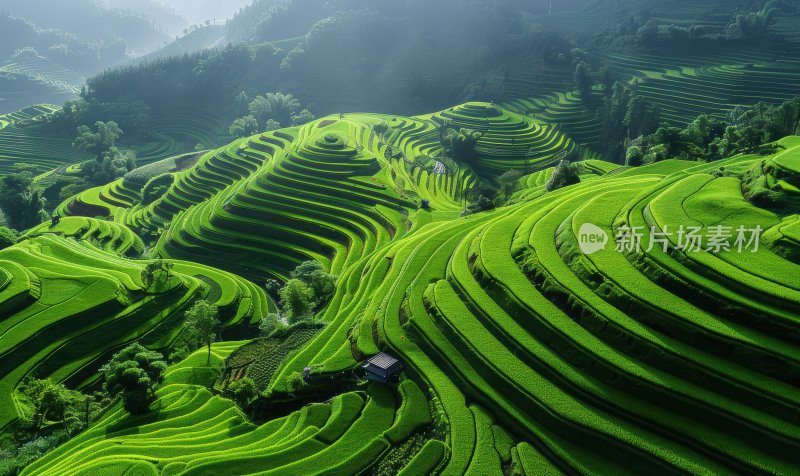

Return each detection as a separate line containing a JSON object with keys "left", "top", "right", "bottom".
{"left": 0, "top": 217, "right": 272, "bottom": 432}
{"left": 0, "top": 104, "right": 60, "bottom": 126}
{"left": 129, "top": 112, "right": 233, "bottom": 166}
{"left": 502, "top": 44, "right": 800, "bottom": 152}
{"left": 36, "top": 92, "right": 800, "bottom": 472}
{"left": 59, "top": 103, "right": 573, "bottom": 281}
{"left": 2, "top": 4, "right": 800, "bottom": 473}
{"left": 0, "top": 103, "right": 229, "bottom": 176}
{"left": 0, "top": 105, "right": 91, "bottom": 174}
{"left": 0, "top": 57, "right": 84, "bottom": 96}
{"left": 262, "top": 138, "right": 800, "bottom": 473}
{"left": 23, "top": 344, "right": 435, "bottom": 476}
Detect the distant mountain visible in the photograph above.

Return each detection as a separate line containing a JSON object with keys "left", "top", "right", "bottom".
{"left": 0, "top": 0, "right": 170, "bottom": 53}
{"left": 131, "top": 25, "right": 227, "bottom": 64}
{"left": 161, "top": 0, "right": 253, "bottom": 26}
{"left": 103, "top": 0, "right": 188, "bottom": 36}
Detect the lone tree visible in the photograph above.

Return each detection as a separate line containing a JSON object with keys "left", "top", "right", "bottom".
{"left": 183, "top": 300, "right": 221, "bottom": 364}
{"left": 101, "top": 344, "right": 166, "bottom": 415}
{"left": 545, "top": 160, "right": 582, "bottom": 192}
{"left": 141, "top": 258, "right": 174, "bottom": 291}
{"left": 227, "top": 377, "right": 258, "bottom": 417}
{"left": 290, "top": 261, "right": 336, "bottom": 308}
{"left": 573, "top": 61, "right": 594, "bottom": 105}
{"left": 280, "top": 279, "right": 314, "bottom": 323}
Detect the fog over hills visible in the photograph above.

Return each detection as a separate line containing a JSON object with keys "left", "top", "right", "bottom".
{"left": 160, "top": 0, "right": 253, "bottom": 26}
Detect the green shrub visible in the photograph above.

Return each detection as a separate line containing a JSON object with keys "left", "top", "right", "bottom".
{"left": 0, "top": 227, "right": 17, "bottom": 250}
{"left": 544, "top": 160, "right": 581, "bottom": 192}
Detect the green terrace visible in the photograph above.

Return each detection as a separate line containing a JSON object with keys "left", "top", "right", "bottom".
{"left": 259, "top": 140, "right": 800, "bottom": 473}
{"left": 23, "top": 343, "right": 436, "bottom": 476}
{"left": 0, "top": 218, "right": 273, "bottom": 432}
{"left": 55, "top": 105, "right": 576, "bottom": 282}
{"left": 9, "top": 109, "right": 800, "bottom": 474}
{"left": 502, "top": 44, "right": 800, "bottom": 153}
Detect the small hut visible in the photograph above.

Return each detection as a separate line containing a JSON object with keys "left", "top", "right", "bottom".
{"left": 362, "top": 353, "right": 402, "bottom": 384}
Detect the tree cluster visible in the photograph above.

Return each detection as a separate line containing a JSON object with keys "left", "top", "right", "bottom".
{"left": 545, "top": 160, "right": 582, "bottom": 192}
{"left": 626, "top": 97, "right": 800, "bottom": 166}
{"left": 140, "top": 173, "right": 175, "bottom": 205}
{"left": 461, "top": 181, "right": 499, "bottom": 217}
{"left": 0, "top": 225, "right": 17, "bottom": 250}
{"left": 0, "top": 172, "right": 48, "bottom": 231}
{"left": 573, "top": 60, "right": 660, "bottom": 155}
{"left": 18, "top": 378, "right": 105, "bottom": 434}
{"left": 54, "top": 96, "right": 152, "bottom": 140}
{"left": 140, "top": 258, "right": 174, "bottom": 291}
{"left": 101, "top": 344, "right": 167, "bottom": 415}
{"left": 71, "top": 121, "right": 137, "bottom": 188}
{"left": 229, "top": 92, "right": 314, "bottom": 138}
{"left": 726, "top": 1, "right": 779, "bottom": 40}
{"left": 439, "top": 123, "right": 483, "bottom": 164}
{"left": 600, "top": 81, "right": 660, "bottom": 160}
{"left": 1, "top": 377, "right": 108, "bottom": 475}
{"left": 262, "top": 261, "right": 337, "bottom": 335}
